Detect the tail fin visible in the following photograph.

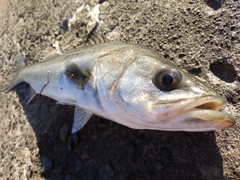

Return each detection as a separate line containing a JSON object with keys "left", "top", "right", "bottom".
{"left": 4, "top": 55, "right": 26, "bottom": 93}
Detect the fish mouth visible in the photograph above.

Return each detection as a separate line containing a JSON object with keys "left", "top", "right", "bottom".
{"left": 179, "top": 96, "right": 235, "bottom": 131}
{"left": 183, "top": 96, "right": 226, "bottom": 112}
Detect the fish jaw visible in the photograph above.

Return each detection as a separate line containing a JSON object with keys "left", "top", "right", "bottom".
{"left": 175, "top": 109, "right": 235, "bottom": 131}
{"left": 152, "top": 96, "right": 235, "bottom": 131}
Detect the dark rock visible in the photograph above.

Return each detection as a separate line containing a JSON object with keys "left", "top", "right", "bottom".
{"left": 155, "top": 161, "right": 164, "bottom": 170}
{"left": 47, "top": 135, "right": 57, "bottom": 144}
{"left": 74, "top": 159, "right": 83, "bottom": 173}
{"left": 87, "top": 166, "right": 100, "bottom": 180}
{"left": 188, "top": 68, "right": 202, "bottom": 76}
{"left": 41, "top": 155, "right": 53, "bottom": 173}
{"left": 59, "top": 160, "right": 68, "bottom": 174}
{"left": 127, "top": 144, "right": 138, "bottom": 163}
{"left": 65, "top": 173, "right": 82, "bottom": 180}
{"left": 61, "top": 20, "right": 69, "bottom": 33}
{"left": 178, "top": 53, "right": 186, "bottom": 58}
{"left": 106, "top": 164, "right": 115, "bottom": 176}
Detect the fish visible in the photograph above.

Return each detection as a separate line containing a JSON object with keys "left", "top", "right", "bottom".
{"left": 4, "top": 35, "right": 235, "bottom": 132}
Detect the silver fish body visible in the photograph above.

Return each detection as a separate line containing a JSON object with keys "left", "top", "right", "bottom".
{"left": 4, "top": 41, "right": 235, "bottom": 132}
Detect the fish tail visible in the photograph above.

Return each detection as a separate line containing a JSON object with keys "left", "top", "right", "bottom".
{"left": 4, "top": 55, "right": 26, "bottom": 93}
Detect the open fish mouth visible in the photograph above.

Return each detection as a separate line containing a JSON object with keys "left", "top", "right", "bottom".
{"left": 179, "top": 96, "right": 235, "bottom": 130}
{"left": 183, "top": 96, "right": 226, "bottom": 112}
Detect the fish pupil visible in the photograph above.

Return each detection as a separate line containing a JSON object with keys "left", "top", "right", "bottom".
{"left": 162, "top": 74, "right": 173, "bottom": 86}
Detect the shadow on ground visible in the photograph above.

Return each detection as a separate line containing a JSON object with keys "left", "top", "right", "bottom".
{"left": 14, "top": 83, "right": 224, "bottom": 180}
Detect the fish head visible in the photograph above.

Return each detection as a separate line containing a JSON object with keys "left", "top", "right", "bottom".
{"left": 114, "top": 53, "right": 235, "bottom": 131}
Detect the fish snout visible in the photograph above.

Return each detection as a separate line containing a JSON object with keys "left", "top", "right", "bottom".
{"left": 176, "top": 96, "right": 235, "bottom": 131}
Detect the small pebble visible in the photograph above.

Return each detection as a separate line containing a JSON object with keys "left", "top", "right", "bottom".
{"left": 235, "top": 167, "right": 240, "bottom": 175}
{"left": 82, "top": 153, "right": 91, "bottom": 161}
{"left": 41, "top": 156, "right": 53, "bottom": 173}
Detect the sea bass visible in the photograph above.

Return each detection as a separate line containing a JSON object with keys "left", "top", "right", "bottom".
{"left": 4, "top": 36, "right": 235, "bottom": 132}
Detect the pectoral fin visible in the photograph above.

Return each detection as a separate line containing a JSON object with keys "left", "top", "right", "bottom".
{"left": 56, "top": 101, "right": 92, "bottom": 133}
{"left": 72, "top": 107, "right": 92, "bottom": 133}
{"left": 27, "top": 88, "right": 37, "bottom": 104}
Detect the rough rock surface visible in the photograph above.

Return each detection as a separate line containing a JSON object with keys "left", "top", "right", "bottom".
{"left": 0, "top": 0, "right": 239, "bottom": 179}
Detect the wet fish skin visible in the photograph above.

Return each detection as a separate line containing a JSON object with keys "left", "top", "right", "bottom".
{"left": 4, "top": 41, "right": 235, "bottom": 132}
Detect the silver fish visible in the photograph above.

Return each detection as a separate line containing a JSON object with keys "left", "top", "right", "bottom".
{"left": 4, "top": 37, "right": 235, "bottom": 132}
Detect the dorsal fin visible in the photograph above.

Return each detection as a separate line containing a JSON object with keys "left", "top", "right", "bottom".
{"left": 86, "top": 34, "right": 109, "bottom": 46}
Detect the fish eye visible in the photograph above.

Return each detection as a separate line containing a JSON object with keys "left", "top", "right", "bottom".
{"left": 154, "top": 69, "right": 182, "bottom": 91}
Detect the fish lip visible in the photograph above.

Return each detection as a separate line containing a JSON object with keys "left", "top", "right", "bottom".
{"left": 151, "top": 95, "right": 235, "bottom": 130}
{"left": 182, "top": 95, "right": 226, "bottom": 112}
{"left": 180, "top": 95, "right": 235, "bottom": 128}
{"left": 182, "top": 109, "right": 235, "bottom": 129}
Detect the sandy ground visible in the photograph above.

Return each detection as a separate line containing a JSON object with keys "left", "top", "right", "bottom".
{"left": 0, "top": 0, "right": 239, "bottom": 179}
